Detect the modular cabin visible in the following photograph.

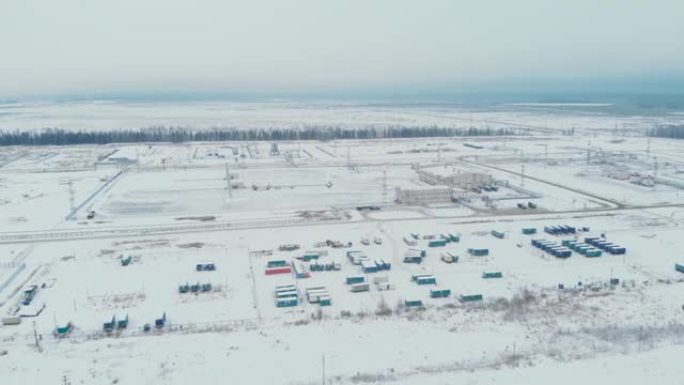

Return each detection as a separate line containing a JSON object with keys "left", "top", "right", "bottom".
{"left": 428, "top": 240, "right": 447, "bottom": 247}
{"left": 467, "top": 248, "right": 489, "bottom": 256}
{"left": 361, "top": 260, "right": 378, "bottom": 273}
{"left": 345, "top": 276, "right": 365, "bottom": 285}
{"left": 404, "top": 299, "right": 423, "bottom": 308}
{"left": 412, "top": 275, "right": 437, "bottom": 285}
{"left": 267, "top": 260, "right": 289, "bottom": 268}
{"left": 276, "top": 296, "right": 298, "bottom": 307}
{"left": 350, "top": 283, "right": 370, "bottom": 292}
{"left": 459, "top": 294, "right": 483, "bottom": 303}
{"left": 430, "top": 288, "right": 451, "bottom": 298}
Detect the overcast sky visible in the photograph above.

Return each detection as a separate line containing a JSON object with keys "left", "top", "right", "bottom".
{"left": 1, "top": 0, "right": 682, "bottom": 98}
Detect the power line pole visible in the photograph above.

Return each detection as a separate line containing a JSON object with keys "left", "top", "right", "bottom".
{"left": 346, "top": 145, "right": 351, "bottom": 169}
{"left": 321, "top": 354, "right": 326, "bottom": 385}
{"left": 544, "top": 144, "right": 548, "bottom": 166}
{"left": 67, "top": 180, "right": 75, "bottom": 214}
{"left": 32, "top": 321, "right": 41, "bottom": 351}
{"left": 382, "top": 167, "right": 388, "bottom": 203}
{"left": 437, "top": 142, "right": 442, "bottom": 162}
{"left": 586, "top": 141, "right": 591, "bottom": 164}
{"left": 225, "top": 163, "right": 232, "bottom": 199}
{"left": 520, "top": 164, "right": 526, "bottom": 189}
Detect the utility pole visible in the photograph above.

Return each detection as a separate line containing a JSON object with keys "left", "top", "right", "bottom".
{"left": 437, "top": 142, "right": 442, "bottom": 162}
{"left": 321, "top": 354, "right": 326, "bottom": 385}
{"left": 227, "top": 163, "right": 232, "bottom": 197}
{"left": 32, "top": 321, "right": 41, "bottom": 351}
{"left": 382, "top": 167, "right": 388, "bottom": 203}
{"left": 544, "top": 144, "right": 548, "bottom": 166}
{"left": 646, "top": 137, "right": 651, "bottom": 156}
{"left": 67, "top": 180, "right": 75, "bottom": 215}
{"left": 346, "top": 145, "right": 351, "bottom": 169}
{"left": 586, "top": 141, "right": 591, "bottom": 164}
{"left": 520, "top": 164, "right": 526, "bottom": 189}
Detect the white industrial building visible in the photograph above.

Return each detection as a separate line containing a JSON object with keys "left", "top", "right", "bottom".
{"left": 417, "top": 168, "right": 493, "bottom": 188}
{"left": 395, "top": 186, "right": 454, "bottom": 205}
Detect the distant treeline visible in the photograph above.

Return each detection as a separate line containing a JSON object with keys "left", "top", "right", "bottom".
{"left": 648, "top": 125, "right": 684, "bottom": 139}
{"left": 0, "top": 126, "right": 522, "bottom": 146}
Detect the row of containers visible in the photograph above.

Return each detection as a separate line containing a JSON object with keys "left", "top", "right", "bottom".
{"left": 544, "top": 225, "right": 577, "bottom": 235}
{"left": 584, "top": 237, "right": 627, "bottom": 255}
{"left": 345, "top": 275, "right": 393, "bottom": 292}
{"left": 544, "top": 224, "right": 590, "bottom": 236}
{"left": 405, "top": 293, "right": 483, "bottom": 309}
{"left": 406, "top": 248, "right": 487, "bottom": 263}
{"left": 178, "top": 282, "right": 213, "bottom": 293}
{"left": 347, "top": 251, "right": 392, "bottom": 273}
{"left": 403, "top": 233, "right": 460, "bottom": 248}
{"left": 561, "top": 239, "right": 603, "bottom": 257}
{"left": 531, "top": 239, "right": 573, "bottom": 258}
{"left": 274, "top": 284, "right": 332, "bottom": 307}
{"left": 58, "top": 313, "right": 166, "bottom": 338}
{"left": 265, "top": 258, "right": 341, "bottom": 278}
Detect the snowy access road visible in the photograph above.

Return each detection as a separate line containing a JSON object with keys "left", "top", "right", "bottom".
{"left": 0, "top": 202, "right": 680, "bottom": 245}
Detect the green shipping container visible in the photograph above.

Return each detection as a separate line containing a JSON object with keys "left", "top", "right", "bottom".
{"left": 428, "top": 240, "right": 448, "bottom": 247}
{"left": 404, "top": 299, "right": 423, "bottom": 307}
{"left": 459, "top": 294, "right": 483, "bottom": 302}
{"left": 482, "top": 271, "right": 503, "bottom": 279}
{"left": 345, "top": 276, "right": 365, "bottom": 285}
{"left": 430, "top": 288, "right": 451, "bottom": 298}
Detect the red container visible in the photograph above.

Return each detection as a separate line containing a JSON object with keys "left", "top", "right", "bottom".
{"left": 265, "top": 266, "right": 292, "bottom": 275}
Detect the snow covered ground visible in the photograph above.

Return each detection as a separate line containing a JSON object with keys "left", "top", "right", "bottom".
{"left": 1, "top": 124, "right": 683, "bottom": 384}
{"left": 1, "top": 100, "right": 682, "bottom": 133}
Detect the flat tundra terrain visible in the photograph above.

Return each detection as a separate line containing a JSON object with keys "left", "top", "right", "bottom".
{"left": 1, "top": 125, "right": 684, "bottom": 384}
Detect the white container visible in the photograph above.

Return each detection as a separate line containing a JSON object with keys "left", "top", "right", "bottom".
{"left": 350, "top": 283, "right": 370, "bottom": 292}
{"left": 2, "top": 317, "right": 21, "bottom": 326}
{"left": 373, "top": 275, "right": 389, "bottom": 284}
